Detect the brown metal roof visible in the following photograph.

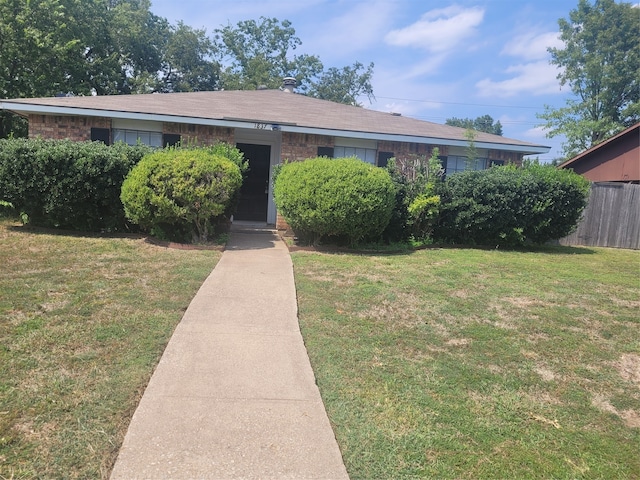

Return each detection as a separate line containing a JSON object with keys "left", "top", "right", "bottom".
{"left": 2, "top": 89, "right": 547, "bottom": 151}
{"left": 560, "top": 122, "right": 640, "bottom": 169}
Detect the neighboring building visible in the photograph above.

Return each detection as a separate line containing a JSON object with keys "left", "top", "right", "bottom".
{"left": 557, "top": 123, "right": 640, "bottom": 250}
{"left": 560, "top": 122, "right": 640, "bottom": 183}
{"left": 1, "top": 85, "right": 549, "bottom": 225}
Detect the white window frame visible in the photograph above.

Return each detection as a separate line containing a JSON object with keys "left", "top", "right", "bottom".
{"left": 113, "top": 129, "right": 163, "bottom": 147}
{"left": 334, "top": 138, "right": 378, "bottom": 165}
{"left": 445, "top": 155, "right": 487, "bottom": 174}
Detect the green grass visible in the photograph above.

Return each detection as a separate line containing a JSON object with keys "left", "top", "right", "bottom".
{"left": 292, "top": 246, "right": 640, "bottom": 479}
{"left": 0, "top": 219, "right": 221, "bottom": 479}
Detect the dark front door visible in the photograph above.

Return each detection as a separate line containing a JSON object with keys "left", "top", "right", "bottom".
{"left": 235, "top": 143, "right": 271, "bottom": 221}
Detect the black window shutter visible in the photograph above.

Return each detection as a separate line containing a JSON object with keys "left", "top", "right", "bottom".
{"left": 377, "top": 151, "right": 394, "bottom": 168}
{"left": 163, "top": 133, "right": 181, "bottom": 147}
{"left": 90, "top": 127, "right": 110, "bottom": 145}
{"left": 317, "top": 146, "right": 334, "bottom": 158}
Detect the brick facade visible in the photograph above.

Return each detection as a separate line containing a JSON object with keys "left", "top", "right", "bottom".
{"left": 28, "top": 114, "right": 111, "bottom": 141}
{"left": 488, "top": 149, "right": 523, "bottom": 166}
{"left": 163, "top": 123, "right": 234, "bottom": 146}
{"left": 281, "top": 132, "right": 334, "bottom": 161}
{"left": 28, "top": 114, "right": 524, "bottom": 169}
{"left": 376, "top": 140, "right": 449, "bottom": 161}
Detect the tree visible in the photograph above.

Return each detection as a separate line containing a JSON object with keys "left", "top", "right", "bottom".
{"left": 0, "top": 0, "right": 85, "bottom": 136}
{"left": 132, "top": 22, "right": 219, "bottom": 93}
{"left": 308, "top": 62, "right": 375, "bottom": 106}
{"left": 445, "top": 115, "right": 503, "bottom": 135}
{"left": 215, "top": 17, "right": 323, "bottom": 93}
{"left": 538, "top": 0, "right": 640, "bottom": 158}
{"left": 215, "top": 16, "right": 375, "bottom": 105}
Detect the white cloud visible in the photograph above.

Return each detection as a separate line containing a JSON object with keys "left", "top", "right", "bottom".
{"left": 476, "top": 60, "right": 563, "bottom": 97}
{"left": 475, "top": 28, "right": 566, "bottom": 98}
{"left": 303, "top": 1, "right": 396, "bottom": 59}
{"left": 501, "top": 31, "right": 563, "bottom": 60}
{"left": 523, "top": 125, "right": 551, "bottom": 140}
{"left": 385, "top": 5, "right": 485, "bottom": 53}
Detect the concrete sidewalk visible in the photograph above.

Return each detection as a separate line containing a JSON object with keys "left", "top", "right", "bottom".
{"left": 110, "top": 224, "right": 348, "bottom": 479}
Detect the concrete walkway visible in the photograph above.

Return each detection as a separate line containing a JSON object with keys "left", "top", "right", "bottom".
{"left": 110, "top": 224, "right": 348, "bottom": 480}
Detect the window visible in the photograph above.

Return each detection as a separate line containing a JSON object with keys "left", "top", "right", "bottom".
{"left": 90, "top": 127, "right": 110, "bottom": 145}
{"left": 163, "top": 134, "right": 181, "bottom": 147}
{"left": 317, "top": 146, "right": 334, "bottom": 157}
{"left": 334, "top": 146, "right": 377, "bottom": 164}
{"left": 444, "top": 155, "right": 487, "bottom": 175}
{"left": 377, "top": 151, "right": 394, "bottom": 168}
{"left": 113, "top": 129, "right": 163, "bottom": 147}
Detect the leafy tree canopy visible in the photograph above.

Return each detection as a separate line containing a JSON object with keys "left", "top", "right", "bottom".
{"left": 538, "top": 0, "right": 640, "bottom": 158}
{"left": 1, "top": 7, "right": 376, "bottom": 138}
{"left": 445, "top": 115, "right": 503, "bottom": 136}
{"left": 215, "top": 17, "right": 374, "bottom": 105}
{"left": 308, "top": 61, "right": 375, "bottom": 106}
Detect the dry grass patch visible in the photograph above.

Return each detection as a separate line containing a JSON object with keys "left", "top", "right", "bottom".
{"left": 0, "top": 219, "right": 221, "bottom": 479}
{"left": 616, "top": 353, "right": 640, "bottom": 385}
{"left": 293, "top": 245, "right": 640, "bottom": 479}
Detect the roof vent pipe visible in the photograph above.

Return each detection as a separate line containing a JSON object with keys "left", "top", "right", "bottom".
{"left": 282, "top": 77, "right": 297, "bottom": 93}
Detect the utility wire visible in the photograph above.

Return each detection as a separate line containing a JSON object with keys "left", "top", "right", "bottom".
{"left": 374, "top": 95, "right": 544, "bottom": 110}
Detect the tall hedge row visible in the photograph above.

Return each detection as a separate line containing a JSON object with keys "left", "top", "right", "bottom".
{"left": 435, "top": 164, "right": 590, "bottom": 246}
{"left": 0, "top": 138, "right": 150, "bottom": 230}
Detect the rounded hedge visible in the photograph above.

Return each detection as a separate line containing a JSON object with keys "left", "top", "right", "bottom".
{"left": 274, "top": 157, "right": 396, "bottom": 245}
{"left": 121, "top": 148, "right": 242, "bottom": 242}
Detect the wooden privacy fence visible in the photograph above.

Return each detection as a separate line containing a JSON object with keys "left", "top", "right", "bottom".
{"left": 559, "top": 182, "right": 640, "bottom": 250}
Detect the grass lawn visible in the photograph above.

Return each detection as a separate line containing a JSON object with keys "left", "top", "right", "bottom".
{"left": 0, "top": 219, "right": 221, "bottom": 479}
{"left": 292, "top": 245, "right": 640, "bottom": 479}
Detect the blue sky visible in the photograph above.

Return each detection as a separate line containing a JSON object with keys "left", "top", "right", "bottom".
{"left": 149, "top": 0, "right": 585, "bottom": 161}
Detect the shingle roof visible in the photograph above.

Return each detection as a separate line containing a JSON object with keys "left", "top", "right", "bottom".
{"left": 2, "top": 89, "right": 549, "bottom": 153}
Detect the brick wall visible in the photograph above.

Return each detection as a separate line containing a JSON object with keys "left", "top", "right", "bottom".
{"left": 377, "top": 140, "right": 449, "bottom": 161}
{"left": 163, "top": 123, "right": 234, "bottom": 145}
{"left": 28, "top": 115, "right": 111, "bottom": 141}
{"left": 281, "top": 132, "right": 334, "bottom": 161}
{"left": 488, "top": 149, "right": 523, "bottom": 166}
{"left": 28, "top": 114, "right": 525, "bottom": 170}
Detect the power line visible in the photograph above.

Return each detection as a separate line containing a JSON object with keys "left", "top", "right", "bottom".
{"left": 374, "top": 95, "right": 543, "bottom": 110}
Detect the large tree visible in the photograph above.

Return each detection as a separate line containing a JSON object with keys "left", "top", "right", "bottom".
{"left": 308, "top": 61, "right": 375, "bottom": 106}
{"left": 215, "top": 17, "right": 375, "bottom": 105}
{"left": 538, "top": 0, "right": 640, "bottom": 158}
{"left": 0, "top": 0, "right": 89, "bottom": 136}
{"left": 215, "top": 17, "right": 323, "bottom": 93}
{"left": 445, "top": 115, "right": 503, "bottom": 136}
{"left": 1, "top": 7, "right": 375, "bottom": 138}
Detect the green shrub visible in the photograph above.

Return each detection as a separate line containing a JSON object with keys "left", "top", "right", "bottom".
{"left": 0, "top": 138, "right": 149, "bottom": 230}
{"left": 408, "top": 192, "right": 441, "bottom": 240}
{"left": 435, "top": 164, "right": 590, "bottom": 246}
{"left": 172, "top": 141, "right": 248, "bottom": 174}
{"left": 383, "top": 150, "right": 444, "bottom": 243}
{"left": 120, "top": 148, "right": 242, "bottom": 242}
{"left": 168, "top": 142, "right": 247, "bottom": 218}
{"left": 274, "top": 157, "right": 396, "bottom": 245}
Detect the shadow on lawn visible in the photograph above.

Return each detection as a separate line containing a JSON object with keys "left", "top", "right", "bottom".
{"left": 287, "top": 241, "right": 597, "bottom": 256}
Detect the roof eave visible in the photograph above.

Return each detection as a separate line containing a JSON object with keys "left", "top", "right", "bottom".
{"left": 1, "top": 101, "right": 551, "bottom": 155}
{"left": 561, "top": 122, "right": 640, "bottom": 168}
{"left": 280, "top": 125, "right": 550, "bottom": 155}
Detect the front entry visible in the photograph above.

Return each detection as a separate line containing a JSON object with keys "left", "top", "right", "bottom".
{"left": 235, "top": 143, "right": 271, "bottom": 222}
